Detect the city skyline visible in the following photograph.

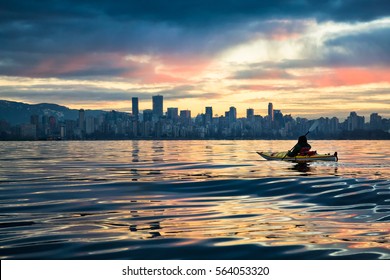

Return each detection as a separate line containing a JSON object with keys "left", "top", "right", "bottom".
{"left": 0, "top": 1, "right": 389, "bottom": 118}
{"left": 0, "top": 97, "right": 386, "bottom": 122}
{"left": 1, "top": 97, "right": 389, "bottom": 141}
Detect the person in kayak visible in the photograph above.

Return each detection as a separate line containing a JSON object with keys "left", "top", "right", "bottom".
{"left": 287, "top": 135, "right": 312, "bottom": 157}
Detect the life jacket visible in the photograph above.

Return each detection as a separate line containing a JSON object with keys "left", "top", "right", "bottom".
{"left": 299, "top": 147, "right": 316, "bottom": 156}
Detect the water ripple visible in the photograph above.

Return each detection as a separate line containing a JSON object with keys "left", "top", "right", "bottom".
{"left": 0, "top": 140, "right": 389, "bottom": 259}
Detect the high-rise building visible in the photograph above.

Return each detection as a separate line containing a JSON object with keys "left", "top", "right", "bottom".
{"left": 246, "top": 108, "right": 254, "bottom": 119}
{"left": 143, "top": 109, "right": 153, "bottom": 122}
{"left": 268, "top": 103, "right": 274, "bottom": 122}
{"left": 330, "top": 117, "right": 339, "bottom": 134}
{"left": 180, "top": 110, "right": 191, "bottom": 119}
{"left": 20, "top": 124, "right": 37, "bottom": 139}
{"left": 42, "top": 115, "right": 49, "bottom": 134}
{"left": 347, "top": 112, "right": 365, "bottom": 131}
{"left": 167, "top": 107, "right": 179, "bottom": 121}
{"left": 370, "top": 113, "right": 382, "bottom": 130}
{"left": 229, "top": 106, "right": 237, "bottom": 124}
{"left": 132, "top": 97, "right": 139, "bottom": 120}
{"left": 180, "top": 110, "right": 191, "bottom": 124}
{"left": 152, "top": 95, "right": 163, "bottom": 118}
{"left": 86, "top": 116, "right": 95, "bottom": 135}
{"left": 49, "top": 116, "right": 56, "bottom": 131}
{"left": 205, "top": 107, "right": 213, "bottom": 124}
{"left": 60, "top": 125, "right": 66, "bottom": 139}
{"left": 78, "top": 109, "right": 85, "bottom": 131}
{"left": 30, "top": 114, "right": 40, "bottom": 136}
{"left": 274, "top": 109, "right": 283, "bottom": 122}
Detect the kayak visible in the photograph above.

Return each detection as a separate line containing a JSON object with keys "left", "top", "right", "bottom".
{"left": 257, "top": 151, "right": 338, "bottom": 162}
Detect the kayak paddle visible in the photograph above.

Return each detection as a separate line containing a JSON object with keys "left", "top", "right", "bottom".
{"left": 305, "top": 120, "right": 319, "bottom": 136}
{"left": 282, "top": 120, "right": 319, "bottom": 160}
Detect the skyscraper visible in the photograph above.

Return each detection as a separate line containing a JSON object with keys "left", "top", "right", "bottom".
{"left": 347, "top": 111, "right": 364, "bottom": 131}
{"left": 180, "top": 110, "right": 191, "bottom": 124}
{"left": 246, "top": 108, "right": 254, "bottom": 119}
{"left": 229, "top": 106, "right": 237, "bottom": 124}
{"left": 167, "top": 107, "right": 179, "bottom": 121}
{"left": 268, "top": 103, "right": 274, "bottom": 122}
{"left": 78, "top": 109, "right": 85, "bottom": 131}
{"left": 85, "top": 116, "right": 95, "bottom": 135}
{"left": 132, "top": 97, "right": 139, "bottom": 120}
{"left": 152, "top": 95, "right": 163, "bottom": 118}
{"left": 370, "top": 113, "right": 382, "bottom": 130}
{"left": 180, "top": 110, "right": 191, "bottom": 119}
{"left": 205, "top": 107, "right": 213, "bottom": 124}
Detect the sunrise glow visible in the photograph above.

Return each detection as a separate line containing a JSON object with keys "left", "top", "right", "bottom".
{"left": 0, "top": 1, "right": 389, "bottom": 119}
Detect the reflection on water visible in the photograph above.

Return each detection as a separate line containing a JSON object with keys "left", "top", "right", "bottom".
{"left": 0, "top": 140, "right": 389, "bottom": 259}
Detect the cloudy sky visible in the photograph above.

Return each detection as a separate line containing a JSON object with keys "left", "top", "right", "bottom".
{"left": 1, "top": 0, "right": 389, "bottom": 119}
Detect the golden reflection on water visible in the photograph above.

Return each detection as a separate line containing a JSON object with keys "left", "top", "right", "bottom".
{"left": 1, "top": 140, "right": 389, "bottom": 259}
{"left": 1, "top": 140, "right": 389, "bottom": 182}
{"left": 93, "top": 140, "right": 390, "bottom": 179}
{"left": 92, "top": 195, "right": 390, "bottom": 256}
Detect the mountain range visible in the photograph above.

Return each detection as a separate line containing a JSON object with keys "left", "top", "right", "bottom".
{"left": 0, "top": 100, "right": 106, "bottom": 125}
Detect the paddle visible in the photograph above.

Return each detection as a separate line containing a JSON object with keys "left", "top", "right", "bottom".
{"left": 305, "top": 120, "right": 319, "bottom": 136}
{"left": 282, "top": 120, "right": 319, "bottom": 160}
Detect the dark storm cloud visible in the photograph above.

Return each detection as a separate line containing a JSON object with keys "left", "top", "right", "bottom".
{"left": 295, "top": 24, "right": 390, "bottom": 68}
{"left": 0, "top": 15, "right": 255, "bottom": 78}
{"left": 232, "top": 67, "right": 294, "bottom": 80}
{"left": 324, "top": 26, "right": 390, "bottom": 66}
{"left": 0, "top": 83, "right": 221, "bottom": 104}
{"left": 156, "top": 85, "right": 222, "bottom": 101}
{"left": 2, "top": 0, "right": 389, "bottom": 23}
{"left": 1, "top": 0, "right": 390, "bottom": 78}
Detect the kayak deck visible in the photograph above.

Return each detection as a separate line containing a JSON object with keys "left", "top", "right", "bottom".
{"left": 257, "top": 151, "right": 338, "bottom": 162}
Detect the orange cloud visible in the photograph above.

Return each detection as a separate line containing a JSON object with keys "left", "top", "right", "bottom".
{"left": 121, "top": 55, "right": 212, "bottom": 84}
{"left": 269, "top": 31, "right": 301, "bottom": 41}
{"left": 21, "top": 52, "right": 209, "bottom": 84}
{"left": 23, "top": 53, "right": 128, "bottom": 77}
{"left": 307, "top": 67, "right": 390, "bottom": 87}
{"left": 157, "top": 55, "right": 212, "bottom": 79}
{"left": 122, "top": 69, "right": 186, "bottom": 84}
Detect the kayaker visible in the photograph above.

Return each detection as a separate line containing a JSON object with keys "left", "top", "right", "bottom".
{"left": 287, "top": 135, "right": 312, "bottom": 157}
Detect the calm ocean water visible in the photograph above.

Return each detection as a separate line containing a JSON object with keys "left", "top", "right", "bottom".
{"left": 0, "top": 140, "right": 389, "bottom": 259}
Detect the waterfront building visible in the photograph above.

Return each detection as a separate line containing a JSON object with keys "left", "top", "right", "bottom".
{"left": 2, "top": 98, "right": 390, "bottom": 140}
{"left": 143, "top": 109, "right": 153, "bottom": 122}
{"left": 78, "top": 109, "right": 85, "bottom": 131}
{"left": 152, "top": 95, "right": 163, "bottom": 118}
{"left": 167, "top": 107, "right": 179, "bottom": 122}
{"left": 347, "top": 112, "right": 365, "bottom": 131}
{"left": 49, "top": 116, "right": 56, "bottom": 131}
{"left": 268, "top": 102, "right": 274, "bottom": 122}
{"left": 370, "top": 113, "right": 382, "bottom": 130}
{"left": 132, "top": 97, "right": 139, "bottom": 120}
{"left": 86, "top": 116, "right": 95, "bottom": 135}
{"left": 205, "top": 107, "right": 213, "bottom": 124}
{"left": 246, "top": 108, "right": 254, "bottom": 120}
{"left": 65, "top": 120, "right": 76, "bottom": 139}
{"left": 273, "top": 109, "right": 284, "bottom": 129}
{"left": 180, "top": 110, "right": 191, "bottom": 125}
{"left": 229, "top": 107, "right": 237, "bottom": 124}
{"left": 60, "top": 125, "right": 66, "bottom": 139}
{"left": 30, "top": 114, "right": 40, "bottom": 136}
{"left": 330, "top": 117, "right": 340, "bottom": 134}
{"left": 20, "top": 124, "right": 37, "bottom": 139}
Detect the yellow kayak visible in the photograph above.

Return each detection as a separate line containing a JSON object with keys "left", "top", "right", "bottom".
{"left": 257, "top": 151, "right": 338, "bottom": 162}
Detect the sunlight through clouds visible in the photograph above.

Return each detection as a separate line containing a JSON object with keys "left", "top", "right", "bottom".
{"left": 0, "top": 1, "right": 389, "bottom": 119}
